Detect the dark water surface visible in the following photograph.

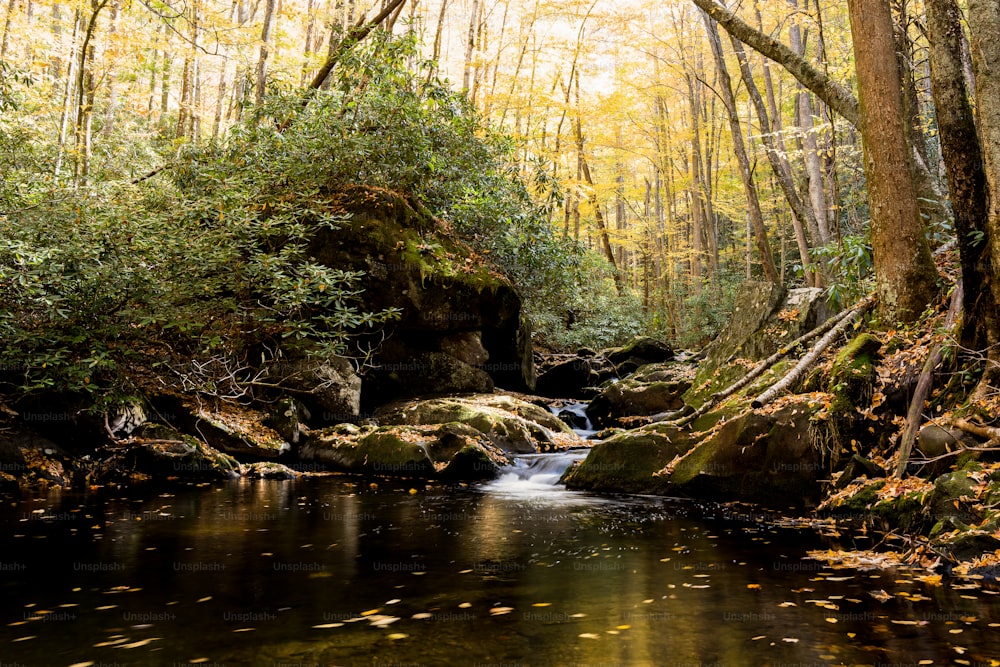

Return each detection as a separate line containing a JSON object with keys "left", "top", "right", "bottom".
{"left": 1, "top": 454, "right": 999, "bottom": 667}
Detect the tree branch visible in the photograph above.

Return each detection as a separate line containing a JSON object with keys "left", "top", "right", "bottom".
{"left": 689, "top": 0, "right": 860, "bottom": 128}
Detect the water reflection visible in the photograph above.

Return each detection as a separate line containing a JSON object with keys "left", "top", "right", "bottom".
{"left": 0, "top": 474, "right": 999, "bottom": 666}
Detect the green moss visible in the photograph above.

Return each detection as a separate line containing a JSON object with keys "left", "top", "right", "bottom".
{"left": 827, "top": 333, "right": 881, "bottom": 412}
{"left": 563, "top": 436, "right": 677, "bottom": 493}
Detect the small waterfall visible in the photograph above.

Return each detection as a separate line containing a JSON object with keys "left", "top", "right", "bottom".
{"left": 481, "top": 450, "right": 590, "bottom": 497}
{"left": 549, "top": 402, "right": 598, "bottom": 439}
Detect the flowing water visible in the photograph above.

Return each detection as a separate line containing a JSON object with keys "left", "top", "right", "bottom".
{"left": 2, "top": 455, "right": 1000, "bottom": 666}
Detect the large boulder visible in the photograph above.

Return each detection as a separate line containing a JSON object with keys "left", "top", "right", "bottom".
{"left": 366, "top": 349, "right": 495, "bottom": 403}
{"left": 91, "top": 424, "right": 241, "bottom": 484}
{"left": 264, "top": 358, "right": 362, "bottom": 423}
{"left": 586, "top": 363, "right": 695, "bottom": 428}
{"left": 305, "top": 186, "right": 535, "bottom": 406}
{"left": 534, "top": 355, "right": 617, "bottom": 399}
{"left": 663, "top": 395, "right": 838, "bottom": 508}
{"left": 175, "top": 402, "right": 290, "bottom": 460}
{"left": 377, "top": 394, "right": 582, "bottom": 453}
{"left": 604, "top": 337, "right": 675, "bottom": 375}
{"left": 299, "top": 421, "right": 509, "bottom": 480}
{"left": 685, "top": 282, "right": 833, "bottom": 407}
{"left": 562, "top": 422, "right": 692, "bottom": 494}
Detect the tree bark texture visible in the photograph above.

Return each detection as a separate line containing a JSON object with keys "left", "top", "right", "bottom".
{"left": 847, "top": 0, "right": 937, "bottom": 322}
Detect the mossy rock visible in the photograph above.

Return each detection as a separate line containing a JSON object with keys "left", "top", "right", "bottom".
{"left": 586, "top": 377, "right": 691, "bottom": 428}
{"left": 927, "top": 469, "right": 981, "bottom": 527}
{"left": 243, "top": 462, "right": 300, "bottom": 480}
{"left": 307, "top": 185, "right": 534, "bottom": 395}
{"left": 178, "top": 403, "right": 290, "bottom": 460}
{"left": 665, "top": 396, "right": 835, "bottom": 508}
{"left": 685, "top": 284, "right": 833, "bottom": 408}
{"left": 301, "top": 421, "right": 511, "bottom": 481}
{"left": 827, "top": 333, "right": 882, "bottom": 412}
{"left": 93, "top": 424, "right": 241, "bottom": 484}
{"left": 562, "top": 423, "right": 691, "bottom": 494}
{"left": 378, "top": 395, "right": 580, "bottom": 453}
{"left": 0, "top": 430, "right": 77, "bottom": 487}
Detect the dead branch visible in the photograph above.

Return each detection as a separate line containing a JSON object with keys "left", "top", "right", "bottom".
{"left": 750, "top": 296, "right": 876, "bottom": 409}
{"left": 895, "top": 281, "right": 964, "bottom": 477}
{"left": 655, "top": 302, "right": 861, "bottom": 428}
{"left": 954, "top": 416, "right": 1000, "bottom": 441}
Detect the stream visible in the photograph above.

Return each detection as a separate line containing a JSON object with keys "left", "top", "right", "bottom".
{"left": 2, "top": 451, "right": 1000, "bottom": 666}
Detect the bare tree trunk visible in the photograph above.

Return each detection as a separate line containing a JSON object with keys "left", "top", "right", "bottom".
{"left": 431, "top": 0, "right": 448, "bottom": 70}
{"left": 73, "top": 0, "right": 110, "bottom": 187}
{"left": 575, "top": 115, "right": 623, "bottom": 294}
{"left": 0, "top": 0, "right": 17, "bottom": 61}
{"left": 256, "top": 0, "right": 276, "bottom": 106}
{"left": 462, "top": 0, "right": 479, "bottom": 96}
{"left": 848, "top": 0, "right": 937, "bottom": 322}
{"left": 926, "top": 0, "right": 991, "bottom": 349}
{"left": 703, "top": 12, "right": 780, "bottom": 285}
{"left": 967, "top": 0, "right": 1000, "bottom": 394}
{"left": 54, "top": 8, "right": 81, "bottom": 177}
{"left": 301, "top": 0, "right": 317, "bottom": 85}
{"left": 731, "top": 35, "right": 817, "bottom": 287}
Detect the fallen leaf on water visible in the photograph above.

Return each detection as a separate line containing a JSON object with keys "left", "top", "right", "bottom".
{"left": 532, "top": 603, "right": 552, "bottom": 607}
{"left": 747, "top": 584, "right": 761, "bottom": 590}
{"left": 369, "top": 616, "right": 400, "bottom": 627}
{"left": 870, "top": 590, "right": 892, "bottom": 602}
{"left": 232, "top": 628, "right": 255, "bottom": 633}
{"left": 387, "top": 633, "right": 408, "bottom": 640}
{"left": 578, "top": 633, "right": 600, "bottom": 639}
{"left": 411, "top": 613, "right": 432, "bottom": 620}
{"left": 93, "top": 638, "right": 128, "bottom": 647}
{"left": 782, "top": 638, "right": 799, "bottom": 643}
{"left": 616, "top": 625, "right": 631, "bottom": 630}
{"left": 117, "top": 638, "right": 161, "bottom": 649}
{"left": 825, "top": 618, "right": 838, "bottom": 623}
{"left": 458, "top": 603, "right": 472, "bottom": 609}
{"left": 12, "top": 637, "right": 35, "bottom": 642}
{"left": 386, "top": 599, "right": 401, "bottom": 605}
{"left": 490, "top": 607, "right": 513, "bottom": 616}
{"left": 361, "top": 609, "right": 380, "bottom": 616}
{"left": 312, "top": 623, "right": 344, "bottom": 629}
{"left": 751, "top": 636, "right": 766, "bottom": 641}
{"left": 68, "top": 662, "right": 95, "bottom": 667}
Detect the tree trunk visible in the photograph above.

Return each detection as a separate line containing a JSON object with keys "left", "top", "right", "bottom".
{"left": 926, "top": 0, "right": 991, "bottom": 350}
{"left": 731, "top": 36, "right": 817, "bottom": 287}
{"left": 462, "top": 0, "right": 479, "bottom": 95}
{"left": 575, "top": 117, "right": 623, "bottom": 294}
{"left": 256, "top": 0, "right": 276, "bottom": 106}
{"left": 703, "top": 13, "right": 780, "bottom": 285}
{"left": 690, "top": 0, "right": 859, "bottom": 126}
{"left": 967, "top": 0, "right": 1000, "bottom": 394}
{"left": 847, "top": 0, "right": 937, "bottom": 322}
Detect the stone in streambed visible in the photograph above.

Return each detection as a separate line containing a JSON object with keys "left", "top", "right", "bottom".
{"left": 585, "top": 363, "right": 694, "bottom": 428}
{"left": 92, "top": 423, "right": 241, "bottom": 484}
{"left": 377, "top": 394, "right": 581, "bottom": 453}
{"left": 300, "top": 421, "right": 509, "bottom": 480}
{"left": 665, "top": 395, "right": 837, "bottom": 508}
{"left": 562, "top": 422, "right": 692, "bottom": 494}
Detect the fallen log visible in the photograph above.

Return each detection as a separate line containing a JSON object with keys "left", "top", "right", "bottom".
{"left": 750, "top": 296, "right": 876, "bottom": 409}
{"left": 894, "top": 282, "right": 963, "bottom": 477}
